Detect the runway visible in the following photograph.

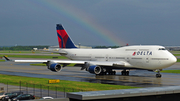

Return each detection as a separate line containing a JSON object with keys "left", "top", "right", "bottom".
{"left": 0, "top": 59, "right": 180, "bottom": 87}
{"left": 0, "top": 53, "right": 178, "bottom": 100}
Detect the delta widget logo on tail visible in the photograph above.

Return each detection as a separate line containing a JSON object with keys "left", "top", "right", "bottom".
{"left": 133, "top": 51, "right": 152, "bottom": 56}
{"left": 56, "top": 24, "right": 77, "bottom": 48}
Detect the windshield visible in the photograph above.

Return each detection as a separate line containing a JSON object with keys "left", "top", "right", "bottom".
{"left": 5, "top": 93, "right": 11, "bottom": 95}
{"left": 0, "top": 92, "right": 4, "bottom": 95}
{"left": 17, "top": 94, "right": 22, "bottom": 98}
{"left": 159, "top": 48, "right": 166, "bottom": 50}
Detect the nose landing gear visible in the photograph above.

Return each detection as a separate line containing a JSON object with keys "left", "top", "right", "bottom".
{"left": 156, "top": 70, "right": 162, "bottom": 78}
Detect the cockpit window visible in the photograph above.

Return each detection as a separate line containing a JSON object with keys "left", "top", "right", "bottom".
{"left": 159, "top": 48, "right": 166, "bottom": 50}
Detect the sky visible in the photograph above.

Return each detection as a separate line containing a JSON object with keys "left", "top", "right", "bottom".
{"left": 0, "top": 0, "right": 180, "bottom": 46}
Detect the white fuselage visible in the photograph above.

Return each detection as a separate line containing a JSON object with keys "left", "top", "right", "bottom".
{"left": 59, "top": 45, "right": 177, "bottom": 70}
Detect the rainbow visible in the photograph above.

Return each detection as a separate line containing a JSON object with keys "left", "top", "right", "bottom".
{"left": 28, "top": 0, "right": 126, "bottom": 46}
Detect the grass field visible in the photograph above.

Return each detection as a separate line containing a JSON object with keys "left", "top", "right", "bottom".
{"left": 0, "top": 51, "right": 42, "bottom": 54}
{"left": 161, "top": 70, "right": 180, "bottom": 74}
{"left": 0, "top": 55, "right": 68, "bottom": 59}
{"left": 170, "top": 51, "right": 180, "bottom": 54}
{"left": 0, "top": 74, "right": 138, "bottom": 92}
{"left": 0, "top": 59, "right": 5, "bottom": 62}
{"left": 30, "top": 63, "right": 47, "bottom": 66}
{"left": 177, "top": 59, "right": 180, "bottom": 62}
{"left": 0, "top": 51, "right": 60, "bottom": 55}
{"left": 173, "top": 54, "right": 180, "bottom": 56}
{"left": 30, "top": 63, "right": 75, "bottom": 66}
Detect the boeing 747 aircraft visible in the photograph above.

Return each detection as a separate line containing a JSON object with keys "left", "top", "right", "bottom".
{"left": 4, "top": 24, "right": 177, "bottom": 78}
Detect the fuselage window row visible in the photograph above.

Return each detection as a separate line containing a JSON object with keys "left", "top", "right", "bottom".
{"left": 131, "top": 58, "right": 142, "bottom": 59}
{"left": 125, "top": 49, "right": 136, "bottom": 51}
{"left": 109, "top": 57, "right": 125, "bottom": 59}
{"left": 95, "top": 57, "right": 104, "bottom": 59}
{"left": 151, "top": 58, "right": 169, "bottom": 60}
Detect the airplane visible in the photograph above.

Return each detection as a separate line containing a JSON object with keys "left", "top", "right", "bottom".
{"left": 4, "top": 24, "right": 177, "bottom": 78}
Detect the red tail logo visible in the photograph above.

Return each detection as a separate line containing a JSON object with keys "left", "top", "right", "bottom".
{"left": 56, "top": 24, "right": 77, "bottom": 48}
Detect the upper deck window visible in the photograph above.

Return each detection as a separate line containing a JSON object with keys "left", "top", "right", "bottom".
{"left": 159, "top": 48, "right": 166, "bottom": 50}
{"left": 125, "top": 49, "right": 136, "bottom": 51}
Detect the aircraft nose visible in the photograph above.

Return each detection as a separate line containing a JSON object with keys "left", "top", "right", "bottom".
{"left": 169, "top": 55, "right": 177, "bottom": 65}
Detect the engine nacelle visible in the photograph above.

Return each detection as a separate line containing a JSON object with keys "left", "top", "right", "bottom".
{"left": 49, "top": 63, "right": 62, "bottom": 72}
{"left": 88, "top": 65, "right": 102, "bottom": 74}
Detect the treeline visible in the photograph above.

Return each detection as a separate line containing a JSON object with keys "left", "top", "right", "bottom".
{"left": 0, "top": 46, "right": 49, "bottom": 51}
{"left": 0, "top": 45, "right": 122, "bottom": 50}
{"left": 93, "top": 46, "right": 120, "bottom": 48}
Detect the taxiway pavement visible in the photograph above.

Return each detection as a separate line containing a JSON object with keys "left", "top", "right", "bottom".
{"left": 0, "top": 57, "right": 180, "bottom": 87}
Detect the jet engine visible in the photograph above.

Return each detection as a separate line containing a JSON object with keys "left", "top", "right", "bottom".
{"left": 88, "top": 65, "right": 102, "bottom": 74}
{"left": 49, "top": 63, "right": 62, "bottom": 72}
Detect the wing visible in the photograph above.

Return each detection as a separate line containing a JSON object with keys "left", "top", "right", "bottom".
{"left": 3, "top": 56, "right": 133, "bottom": 73}
{"left": 3, "top": 56, "right": 131, "bottom": 67}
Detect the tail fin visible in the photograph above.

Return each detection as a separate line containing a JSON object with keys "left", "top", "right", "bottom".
{"left": 56, "top": 24, "right": 77, "bottom": 48}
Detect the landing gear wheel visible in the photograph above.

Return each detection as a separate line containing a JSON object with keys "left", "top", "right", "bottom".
{"left": 156, "top": 74, "right": 162, "bottom": 78}
{"left": 96, "top": 69, "right": 116, "bottom": 75}
{"left": 121, "top": 71, "right": 124, "bottom": 75}
{"left": 121, "top": 70, "right": 129, "bottom": 76}
{"left": 126, "top": 71, "right": 129, "bottom": 76}
{"left": 113, "top": 71, "right": 116, "bottom": 75}
{"left": 156, "top": 70, "right": 162, "bottom": 78}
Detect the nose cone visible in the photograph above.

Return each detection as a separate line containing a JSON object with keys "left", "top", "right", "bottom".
{"left": 169, "top": 55, "right": 177, "bottom": 65}
{"left": 159, "top": 52, "right": 177, "bottom": 69}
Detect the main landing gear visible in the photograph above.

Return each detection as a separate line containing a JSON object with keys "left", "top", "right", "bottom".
{"left": 97, "top": 69, "right": 116, "bottom": 75}
{"left": 121, "top": 70, "right": 129, "bottom": 76}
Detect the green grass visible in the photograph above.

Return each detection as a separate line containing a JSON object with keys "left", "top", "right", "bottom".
{"left": 0, "top": 51, "right": 41, "bottom": 54}
{"left": 173, "top": 54, "right": 180, "bottom": 56}
{"left": 0, "top": 50, "right": 59, "bottom": 55}
{"left": 0, "top": 55, "right": 67, "bottom": 59}
{"left": 30, "top": 63, "right": 47, "bottom": 66}
{"left": 30, "top": 63, "right": 75, "bottom": 66}
{"left": 161, "top": 70, "right": 180, "bottom": 74}
{"left": 0, "top": 74, "right": 138, "bottom": 92}
{"left": 177, "top": 59, "right": 180, "bottom": 62}
{"left": 170, "top": 51, "right": 180, "bottom": 54}
{"left": 0, "top": 59, "right": 5, "bottom": 62}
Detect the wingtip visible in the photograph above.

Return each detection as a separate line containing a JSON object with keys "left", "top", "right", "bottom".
{"left": 3, "top": 56, "right": 10, "bottom": 61}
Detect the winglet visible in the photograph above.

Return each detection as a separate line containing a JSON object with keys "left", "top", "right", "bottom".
{"left": 56, "top": 24, "right": 77, "bottom": 48}
{"left": 3, "top": 56, "right": 11, "bottom": 61}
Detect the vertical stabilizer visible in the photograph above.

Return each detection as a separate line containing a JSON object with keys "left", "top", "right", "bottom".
{"left": 56, "top": 24, "right": 77, "bottom": 48}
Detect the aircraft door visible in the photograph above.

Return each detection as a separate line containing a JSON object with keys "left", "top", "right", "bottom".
{"left": 106, "top": 55, "right": 108, "bottom": 61}
{"left": 90, "top": 54, "right": 92, "bottom": 61}
{"left": 126, "top": 55, "right": 130, "bottom": 62}
{"left": 146, "top": 55, "right": 149, "bottom": 63}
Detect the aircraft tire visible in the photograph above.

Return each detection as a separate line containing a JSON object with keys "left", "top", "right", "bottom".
{"left": 113, "top": 71, "right": 116, "bottom": 75}
{"left": 126, "top": 71, "right": 129, "bottom": 76}
{"left": 156, "top": 74, "right": 162, "bottom": 78}
{"left": 121, "top": 71, "right": 124, "bottom": 75}
{"left": 121, "top": 71, "right": 129, "bottom": 76}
